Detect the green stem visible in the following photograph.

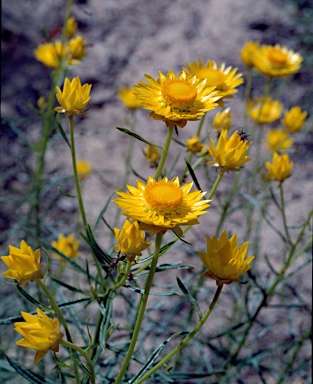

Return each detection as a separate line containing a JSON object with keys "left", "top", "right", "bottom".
{"left": 135, "top": 285, "right": 224, "bottom": 383}
{"left": 207, "top": 170, "right": 225, "bottom": 200}
{"left": 154, "top": 125, "right": 175, "bottom": 180}
{"left": 60, "top": 340, "right": 95, "bottom": 384}
{"left": 114, "top": 232, "right": 163, "bottom": 384}
{"left": 279, "top": 182, "right": 293, "bottom": 247}
{"left": 68, "top": 116, "right": 88, "bottom": 229}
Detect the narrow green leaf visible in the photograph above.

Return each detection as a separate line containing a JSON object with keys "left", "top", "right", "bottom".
{"left": 56, "top": 113, "right": 71, "bottom": 148}
{"left": 93, "top": 191, "right": 116, "bottom": 232}
{"left": 185, "top": 159, "right": 202, "bottom": 191}
{"left": 17, "top": 285, "right": 50, "bottom": 311}
{"left": 116, "top": 127, "right": 162, "bottom": 149}
{"left": 5, "top": 354, "right": 56, "bottom": 384}
{"left": 50, "top": 277, "right": 86, "bottom": 293}
{"left": 176, "top": 276, "right": 203, "bottom": 320}
{"left": 57, "top": 186, "right": 76, "bottom": 198}
{"left": 83, "top": 225, "right": 113, "bottom": 266}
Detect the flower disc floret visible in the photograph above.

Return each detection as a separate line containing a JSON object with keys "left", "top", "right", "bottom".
{"left": 55, "top": 77, "right": 92, "bottom": 116}
{"left": 113, "top": 176, "right": 210, "bottom": 235}
{"left": 207, "top": 129, "right": 251, "bottom": 172}
{"left": 252, "top": 44, "right": 302, "bottom": 78}
{"left": 198, "top": 230, "right": 254, "bottom": 286}
{"left": 1, "top": 240, "right": 44, "bottom": 286}
{"left": 134, "top": 70, "right": 220, "bottom": 128}
{"left": 14, "top": 308, "right": 64, "bottom": 364}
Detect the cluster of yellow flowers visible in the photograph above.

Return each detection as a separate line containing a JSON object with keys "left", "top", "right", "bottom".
{"left": 34, "top": 16, "right": 88, "bottom": 69}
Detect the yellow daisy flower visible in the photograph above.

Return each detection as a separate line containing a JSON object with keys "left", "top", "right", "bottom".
{"left": 264, "top": 152, "right": 293, "bottom": 182}
{"left": 186, "top": 135, "right": 203, "bottom": 153}
{"left": 248, "top": 97, "right": 283, "bottom": 124}
{"left": 114, "top": 220, "right": 151, "bottom": 261}
{"left": 240, "top": 41, "right": 260, "bottom": 68}
{"left": 1, "top": 240, "right": 44, "bottom": 286}
{"left": 113, "top": 176, "right": 210, "bottom": 235}
{"left": 198, "top": 230, "right": 254, "bottom": 286}
{"left": 281, "top": 106, "right": 308, "bottom": 133}
{"left": 207, "top": 129, "right": 251, "bottom": 172}
{"left": 55, "top": 77, "right": 92, "bottom": 116}
{"left": 184, "top": 59, "right": 244, "bottom": 102}
{"left": 266, "top": 129, "right": 294, "bottom": 152}
{"left": 51, "top": 234, "right": 80, "bottom": 262}
{"left": 213, "top": 107, "right": 232, "bottom": 133}
{"left": 34, "top": 41, "right": 67, "bottom": 69}
{"left": 252, "top": 44, "right": 302, "bottom": 78}
{"left": 118, "top": 86, "right": 142, "bottom": 110}
{"left": 134, "top": 70, "right": 220, "bottom": 128}
{"left": 14, "top": 308, "right": 64, "bottom": 364}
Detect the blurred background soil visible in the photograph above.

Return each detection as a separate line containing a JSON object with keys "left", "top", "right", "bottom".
{"left": 1, "top": 0, "right": 313, "bottom": 383}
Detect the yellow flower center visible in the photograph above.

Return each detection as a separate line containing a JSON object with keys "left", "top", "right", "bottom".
{"left": 144, "top": 181, "right": 183, "bottom": 211}
{"left": 197, "top": 68, "right": 226, "bottom": 86}
{"left": 268, "top": 48, "right": 288, "bottom": 66}
{"left": 161, "top": 80, "right": 197, "bottom": 108}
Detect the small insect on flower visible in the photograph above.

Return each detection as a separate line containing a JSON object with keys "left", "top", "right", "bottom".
{"left": 238, "top": 130, "right": 250, "bottom": 142}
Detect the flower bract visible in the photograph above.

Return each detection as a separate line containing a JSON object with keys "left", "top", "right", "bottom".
{"left": 114, "top": 176, "right": 210, "bottom": 235}
{"left": 114, "top": 220, "right": 151, "bottom": 261}
{"left": 207, "top": 129, "right": 251, "bottom": 172}
{"left": 118, "top": 86, "right": 142, "bottom": 110}
{"left": 76, "top": 160, "right": 92, "bottom": 180}
{"left": 34, "top": 41, "right": 67, "bottom": 69}
{"left": 264, "top": 152, "right": 293, "bottom": 182}
{"left": 266, "top": 129, "right": 294, "bottom": 152}
{"left": 198, "top": 230, "right": 254, "bottom": 285}
{"left": 134, "top": 70, "right": 220, "bottom": 128}
{"left": 281, "top": 106, "right": 308, "bottom": 133}
{"left": 240, "top": 41, "right": 260, "bottom": 68}
{"left": 14, "top": 308, "right": 64, "bottom": 363}
{"left": 252, "top": 44, "right": 302, "bottom": 78}
{"left": 186, "top": 135, "right": 203, "bottom": 153}
{"left": 248, "top": 97, "right": 283, "bottom": 124}
{"left": 1, "top": 240, "right": 44, "bottom": 286}
{"left": 51, "top": 234, "right": 80, "bottom": 262}
{"left": 68, "top": 35, "right": 88, "bottom": 64}
{"left": 65, "top": 16, "right": 78, "bottom": 39}
{"left": 55, "top": 77, "right": 92, "bottom": 116}
{"left": 145, "top": 145, "right": 160, "bottom": 164}
{"left": 213, "top": 107, "right": 232, "bottom": 133}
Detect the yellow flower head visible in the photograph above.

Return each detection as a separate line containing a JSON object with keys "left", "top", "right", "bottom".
{"left": 213, "top": 107, "right": 232, "bottom": 133}
{"left": 14, "top": 308, "right": 64, "bottom": 364}
{"left": 198, "top": 230, "right": 254, "bottom": 286}
{"left": 114, "top": 220, "right": 152, "bottom": 261}
{"left": 118, "top": 86, "right": 142, "bottom": 110}
{"left": 134, "top": 70, "right": 221, "bottom": 128}
{"left": 266, "top": 129, "right": 294, "bottom": 152}
{"left": 65, "top": 16, "right": 78, "bottom": 39}
{"left": 240, "top": 41, "right": 260, "bottom": 68}
{"left": 186, "top": 135, "right": 203, "bottom": 153}
{"left": 184, "top": 59, "right": 244, "bottom": 103}
{"left": 76, "top": 160, "right": 92, "bottom": 180}
{"left": 55, "top": 77, "right": 92, "bottom": 116}
{"left": 114, "top": 176, "right": 210, "bottom": 235}
{"left": 252, "top": 44, "right": 302, "bottom": 78}
{"left": 281, "top": 106, "right": 308, "bottom": 133}
{"left": 1, "top": 240, "right": 44, "bottom": 286}
{"left": 248, "top": 97, "right": 283, "bottom": 124}
{"left": 145, "top": 145, "right": 160, "bottom": 164}
{"left": 51, "top": 234, "right": 79, "bottom": 262}
{"left": 264, "top": 152, "right": 293, "bottom": 182}
{"left": 34, "top": 41, "right": 67, "bottom": 69}
{"left": 207, "top": 129, "right": 251, "bottom": 172}
{"left": 68, "top": 35, "right": 88, "bottom": 64}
